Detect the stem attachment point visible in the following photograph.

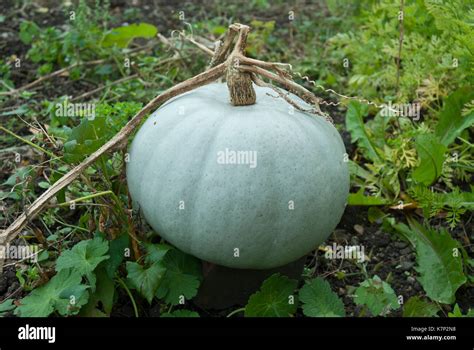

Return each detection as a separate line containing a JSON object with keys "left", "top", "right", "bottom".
{"left": 227, "top": 58, "right": 256, "bottom": 106}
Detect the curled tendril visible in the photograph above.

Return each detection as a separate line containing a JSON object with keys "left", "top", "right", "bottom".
{"left": 183, "top": 22, "right": 194, "bottom": 38}
{"left": 285, "top": 65, "right": 384, "bottom": 109}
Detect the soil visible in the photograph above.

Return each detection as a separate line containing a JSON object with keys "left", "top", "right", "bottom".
{"left": 0, "top": 266, "right": 19, "bottom": 301}
{"left": 317, "top": 206, "right": 418, "bottom": 317}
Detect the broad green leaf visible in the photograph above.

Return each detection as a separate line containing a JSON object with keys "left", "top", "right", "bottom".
{"left": 126, "top": 261, "right": 166, "bottom": 304}
{"left": 63, "top": 116, "right": 108, "bottom": 163}
{"left": 348, "top": 188, "right": 388, "bottom": 206}
{"left": 161, "top": 310, "right": 200, "bottom": 318}
{"left": 354, "top": 275, "right": 400, "bottom": 316}
{"left": 345, "top": 101, "right": 381, "bottom": 162}
{"left": 56, "top": 237, "right": 109, "bottom": 289}
{"left": 407, "top": 218, "right": 466, "bottom": 304}
{"left": 299, "top": 278, "right": 345, "bottom": 317}
{"left": 435, "top": 88, "right": 474, "bottom": 146}
{"left": 102, "top": 23, "right": 158, "bottom": 48}
{"left": 105, "top": 233, "right": 129, "bottom": 279}
{"left": 155, "top": 249, "right": 202, "bottom": 305}
{"left": 0, "top": 299, "right": 15, "bottom": 317}
{"left": 388, "top": 217, "right": 421, "bottom": 247}
{"left": 403, "top": 296, "right": 439, "bottom": 317}
{"left": 144, "top": 243, "right": 172, "bottom": 265}
{"left": 244, "top": 273, "right": 298, "bottom": 317}
{"left": 15, "top": 270, "right": 89, "bottom": 317}
{"left": 80, "top": 266, "right": 115, "bottom": 316}
{"left": 412, "top": 133, "right": 447, "bottom": 185}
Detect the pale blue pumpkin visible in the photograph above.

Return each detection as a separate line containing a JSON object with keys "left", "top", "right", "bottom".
{"left": 126, "top": 83, "right": 349, "bottom": 269}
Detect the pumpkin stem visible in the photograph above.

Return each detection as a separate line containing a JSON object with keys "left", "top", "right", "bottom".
{"left": 227, "top": 61, "right": 256, "bottom": 106}
{"left": 226, "top": 24, "right": 256, "bottom": 106}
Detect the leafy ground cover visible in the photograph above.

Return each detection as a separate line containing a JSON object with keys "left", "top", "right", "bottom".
{"left": 0, "top": 0, "right": 472, "bottom": 318}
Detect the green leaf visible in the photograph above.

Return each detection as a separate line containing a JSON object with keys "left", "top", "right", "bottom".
{"left": 63, "top": 102, "right": 141, "bottom": 163}
{"left": 19, "top": 21, "right": 40, "bottom": 44}
{"left": 15, "top": 270, "right": 89, "bottom": 317}
{"left": 161, "top": 310, "right": 200, "bottom": 318}
{"left": 448, "top": 304, "right": 474, "bottom": 317}
{"left": 299, "top": 278, "right": 345, "bottom": 317}
{"left": 367, "top": 206, "right": 386, "bottom": 223}
{"left": 126, "top": 261, "right": 166, "bottom": 304}
{"left": 38, "top": 63, "right": 53, "bottom": 75}
{"left": 408, "top": 185, "right": 474, "bottom": 227}
{"left": 388, "top": 218, "right": 418, "bottom": 247}
{"left": 80, "top": 266, "right": 115, "bottom": 316}
{"left": 0, "top": 299, "right": 15, "bottom": 317}
{"left": 3, "top": 166, "right": 32, "bottom": 187}
{"left": 407, "top": 218, "right": 466, "bottom": 304}
{"left": 102, "top": 23, "right": 158, "bottom": 48}
{"left": 95, "top": 64, "right": 113, "bottom": 76}
{"left": 56, "top": 237, "right": 109, "bottom": 289}
{"left": 244, "top": 273, "right": 298, "bottom": 317}
{"left": 366, "top": 111, "right": 387, "bottom": 149}
{"left": 348, "top": 160, "right": 372, "bottom": 180}
{"left": 412, "top": 133, "right": 447, "bottom": 186}
{"left": 50, "top": 167, "right": 67, "bottom": 203}
{"left": 435, "top": 88, "right": 474, "bottom": 146}
{"left": 105, "top": 233, "right": 129, "bottom": 279}
{"left": 354, "top": 275, "right": 400, "bottom": 316}
{"left": 348, "top": 188, "right": 388, "bottom": 206}
{"left": 155, "top": 249, "right": 202, "bottom": 305}
{"left": 144, "top": 243, "right": 172, "bottom": 265}
{"left": 345, "top": 101, "right": 381, "bottom": 162}
{"left": 38, "top": 181, "right": 50, "bottom": 189}
{"left": 63, "top": 116, "right": 107, "bottom": 164}
{"left": 0, "top": 104, "right": 29, "bottom": 117}
{"left": 403, "top": 296, "right": 439, "bottom": 317}
{"left": 211, "top": 25, "right": 227, "bottom": 36}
